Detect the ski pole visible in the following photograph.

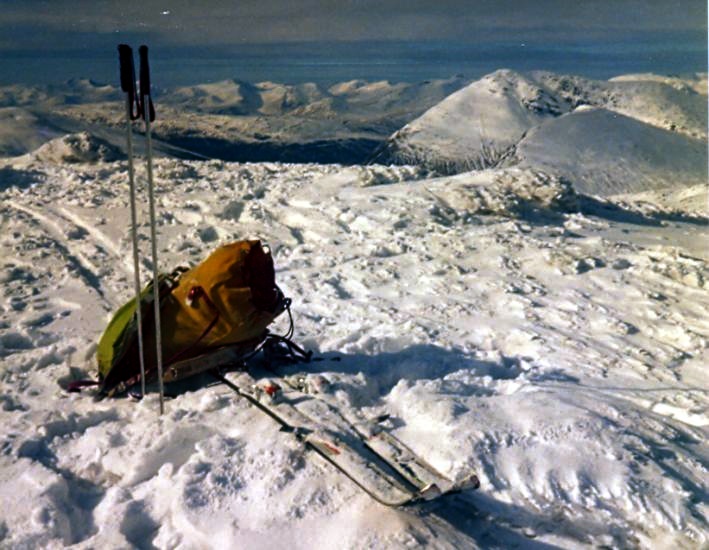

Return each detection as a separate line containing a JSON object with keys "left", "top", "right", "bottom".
{"left": 138, "top": 44, "right": 164, "bottom": 415}
{"left": 118, "top": 44, "right": 148, "bottom": 399}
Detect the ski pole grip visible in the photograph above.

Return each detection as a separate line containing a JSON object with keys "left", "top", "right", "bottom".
{"left": 138, "top": 45, "right": 151, "bottom": 97}
{"left": 118, "top": 44, "right": 135, "bottom": 93}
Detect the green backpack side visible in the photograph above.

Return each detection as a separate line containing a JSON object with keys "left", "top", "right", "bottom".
{"left": 96, "top": 271, "right": 181, "bottom": 395}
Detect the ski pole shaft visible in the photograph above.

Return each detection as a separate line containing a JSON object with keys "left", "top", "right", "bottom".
{"left": 118, "top": 44, "right": 147, "bottom": 398}
{"left": 139, "top": 44, "right": 164, "bottom": 415}
{"left": 126, "top": 95, "right": 148, "bottom": 399}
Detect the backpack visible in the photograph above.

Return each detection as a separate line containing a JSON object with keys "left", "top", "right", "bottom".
{"left": 96, "top": 240, "right": 287, "bottom": 396}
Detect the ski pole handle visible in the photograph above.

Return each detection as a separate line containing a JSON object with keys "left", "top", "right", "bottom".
{"left": 138, "top": 45, "right": 151, "bottom": 96}
{"left": 138, "top": 45, "right": 156, "bottom": 122}
{"left": 118, "top": 44, "right": 141, "bottom": 120}
{"left": 118, "top": 44, "right": 135, "bottom": 93}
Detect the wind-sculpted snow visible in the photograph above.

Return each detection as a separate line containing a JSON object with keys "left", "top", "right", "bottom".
{"left": 0, "top": 154, "right": 707, "bottom": 548}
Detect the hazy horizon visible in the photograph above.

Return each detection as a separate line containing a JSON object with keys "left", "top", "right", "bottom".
{"left": 0, "top": 34, "right": 706, "bottom": 88}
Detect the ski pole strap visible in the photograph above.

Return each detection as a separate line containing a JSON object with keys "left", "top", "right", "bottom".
{"left": 117, "top": 44, "right": 141, "bottom": 120}
{"left": 138, "top": 45, "right": 156, "bottom": 122}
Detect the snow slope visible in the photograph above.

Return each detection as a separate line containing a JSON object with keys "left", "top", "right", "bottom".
{"left": 1, "top": 145, "right": 707, "bottom": 548}
{"left": 514, "top": 107, "right": 708, "bottom": 195}
{"left": 534, "top": 71, "right": 707, "bottom": 139}
{"left": 609, "top": 72, "right": 708, "bottom": 97}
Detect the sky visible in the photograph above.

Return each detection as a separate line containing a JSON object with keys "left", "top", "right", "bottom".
{"left": 0, "top": 0, "right": 706, "bottom": 85}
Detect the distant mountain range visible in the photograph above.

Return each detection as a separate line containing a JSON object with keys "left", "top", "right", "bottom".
{"left": 1, "top": 70, "right": 706, "bottom": 199}
{"left": 0, "top": 76, "right": 469, "bottom": 163}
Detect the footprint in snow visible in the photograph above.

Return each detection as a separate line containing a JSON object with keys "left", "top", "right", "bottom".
{"left": 196, "top": 226, "right": 219, "bottom": 243}
{"left": 219, "top": 200, "right": 244, "bottom": 222}
{"left": 66, "top": 226, "right": 88, "bottom": 240}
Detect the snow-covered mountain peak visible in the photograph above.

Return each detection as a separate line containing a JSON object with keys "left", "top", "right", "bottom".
{"left": 375, "top": 69, "right": 707, "bottom": 175}
{"left": 371, "top": 69, "right": 565, "bottom": 173}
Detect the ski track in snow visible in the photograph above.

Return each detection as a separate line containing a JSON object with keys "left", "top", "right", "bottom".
{"left": 0, "top": 156, "right": 707, "bottom": 549}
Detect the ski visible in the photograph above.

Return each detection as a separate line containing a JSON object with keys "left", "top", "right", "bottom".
{"left": 266, "top": 369, "right": 479, "bottom": 497}
{"left": 212, "top": 369, "right": 422, "bottom": 506}
{"left": 199, "top": 358, "right": 478, "bottom": 506}
{"left": 360, "top": 415, "right": 479, "bottom": 496}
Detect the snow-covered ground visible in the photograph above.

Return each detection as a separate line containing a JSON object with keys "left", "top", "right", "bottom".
{"left": 0, "top": 71, "right": 707, "bottom": 549}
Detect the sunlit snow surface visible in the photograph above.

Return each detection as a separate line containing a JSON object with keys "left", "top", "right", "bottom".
{"left": 1, "top": 92, "right": 708, "bottom": 548}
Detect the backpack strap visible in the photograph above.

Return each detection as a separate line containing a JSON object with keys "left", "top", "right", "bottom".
{"left": 262, "top": 334, "right": 313, "bottom": 364}
{"left": 66, "top": 379, "right": 100, "bottom": 393}
{"left": 164, "top": 284, "right": 221, "bottom": 366}
{"left": 261, "top": 293, "right": 313, "bottom": 364}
